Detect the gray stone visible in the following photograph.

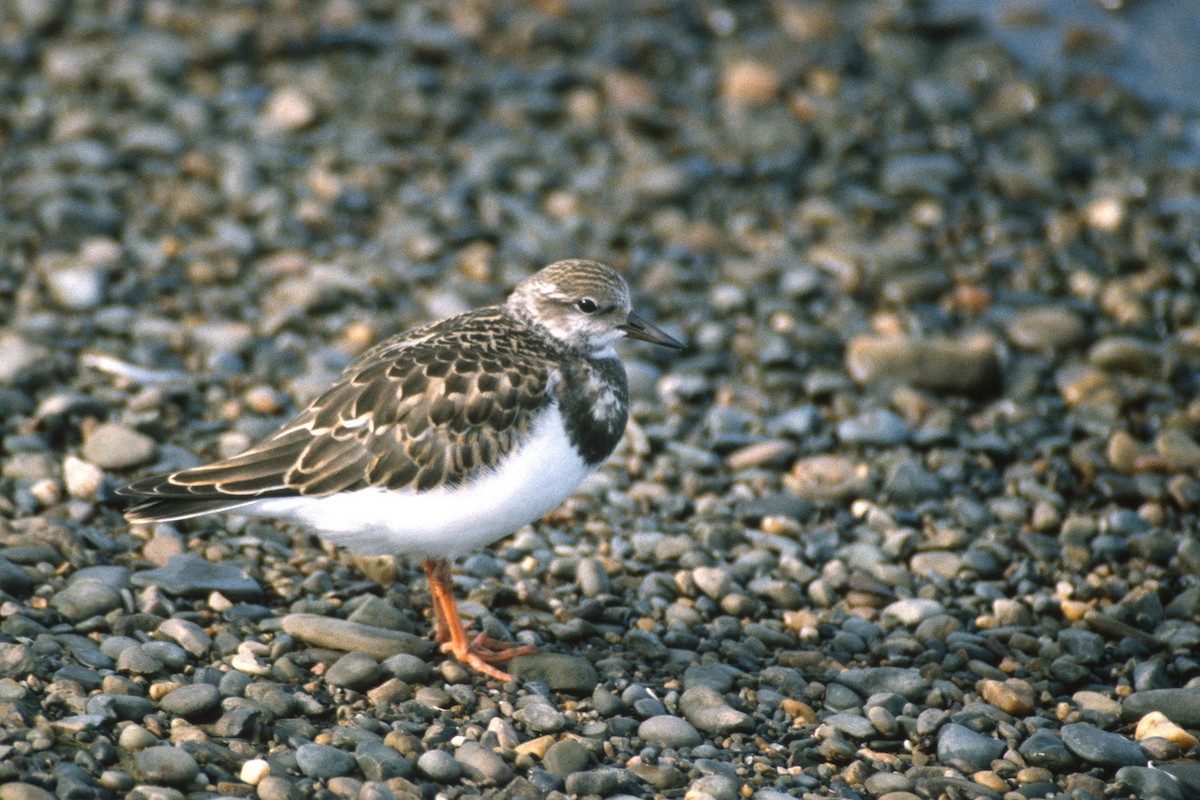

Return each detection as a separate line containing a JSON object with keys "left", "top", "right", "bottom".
{"left": 158, "top": 683, "right": 220, "bottom": 718}
{"left": 679, "top": 687, "right": 753, "bottom": 735}
{"left": 823, "top": 713, "right": 875, "bottom": 740}
{"left": 382, "top": 652, "right": 432, "bottom": 684}
{"left": 509, "top": 654, "right": 599, "bottom": 694}
{"left": 542, "top": 738, "right": 590, "bottom": 778}
{"left": 131, "top": 554, "right": 262, "bottom": 599}
{"left": 1061, "top": 723, "right": 1144, "bottom": 767}
{"left": 51, "top": 579, "right": 123, "bottom": 622}
{"left": 454, "top": 741, "right": 513, "bottom": 786}
{"left": 355, "top": 742, "right": 412, "bottom": 781}
{"left": 0, "top": 557, "right": 32, "bottom": 596}
{"left": 81, "top": 423, "right": 156, "bottom": 469}
{"left": 515, "top": 701, "right": 567, "bottom": 733}
{"left": 281, "top": 614, "right": 433, "bottom": 660}
{"left": 325, "top": 652, "right": 383, "bottom": 690}
{"left": 836, "top": 409, "right": 909, "bottom": 447}
{"left": 564, "top": 768, "right": 625, "bottom": 796}
{"left": 937, "top": 723, "right": 1005, "bottom": 772}
{"left": 134, "top": 746, "right": 200, "bottom": 785}
{"left": 835, "top": 667, "right": 927, "bottom": 700}
{"left": 1123, "top": 688, "right": 1200, "bottom": 727}
{"left": 638, "top": 715, "right": 703, "bottom": 748}
{"left": 417, "top": 749, "right": 461, "bottom": 782}
{"left": 156, "top": 618, "right": 212, "bottom": 657}
{"left": 1115, "top": 766, "right": 1185, "bottom": 800}
{"left": 296, "top": 743, "right": 356, "bottom": 779}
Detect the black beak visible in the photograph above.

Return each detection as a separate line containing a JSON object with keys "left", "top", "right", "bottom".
{"left": 619, "top": 310, "right": 685, "bottom": 349}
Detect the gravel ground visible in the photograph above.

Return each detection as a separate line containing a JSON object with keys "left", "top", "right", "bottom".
{"left": 3, "top": 2, "right": 1200, "bottom": 799}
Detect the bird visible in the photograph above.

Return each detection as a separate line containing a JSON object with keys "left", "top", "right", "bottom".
{"left": 120, "top": 259, "right": 684, "bottom": 680}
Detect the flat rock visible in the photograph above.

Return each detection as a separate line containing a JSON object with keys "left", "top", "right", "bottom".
{"left": 1123, "top": 688, "right": 1200, "bottom": 727}
{"left": 846, "top": 334, "right": 1000, "bottom": 394}
{"left": 1061, "top": 723, "right": 1144, "bottom": 767}
{"left": 835, "top": 667, "right": 927, "bottom": 700}
{"left": 130, "top": 554, "right": 262, "bottom": 599}
{"left": 282, "top": 614, "right": 433, "bottom": 660}
{"left": 81, "top": 423, "right": 156, "bottom": 469}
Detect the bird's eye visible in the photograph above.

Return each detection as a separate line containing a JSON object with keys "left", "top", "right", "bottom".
{"left": 576, "top": 298, "right": 598, "bottom": 313}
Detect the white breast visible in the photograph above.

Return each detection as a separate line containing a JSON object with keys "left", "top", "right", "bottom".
{"left": 240, "top": 405, "right": 592, "bottom": 561}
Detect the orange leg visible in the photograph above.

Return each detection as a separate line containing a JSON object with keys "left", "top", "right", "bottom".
{"left": 422, "top": 558, "right": 534, "bottom": 681}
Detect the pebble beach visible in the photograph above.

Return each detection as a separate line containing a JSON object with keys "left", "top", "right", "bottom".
{"left": 3, "top": 2, "right": 1200, "bottom": 799}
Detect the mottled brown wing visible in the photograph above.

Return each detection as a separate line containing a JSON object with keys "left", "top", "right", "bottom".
{"left": 120, "top": 310, "right": 557, "bottom": 517}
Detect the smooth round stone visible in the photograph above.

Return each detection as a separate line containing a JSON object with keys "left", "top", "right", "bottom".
{"left": 156, "top": 618, "right": 212, "bottom": 657}
{"left": 836, "top": 409, "right": 909, "bottom": 447}
{"left": 325, "top": 652, "right": 382, "bottom": 690}
{"left": 1116, "top": 766, "right": 1185, "bottom": 800}
{"left": 354, "top": 742, "right": 412, "bottom": 781}
{"left": 295, "top": 743, "right": 356, "bottom": 779}
{"left": 52, "top": 579, "right": 123, "bottom": 622}
{"left": 936, "top": 724, "right": 1005, "bottom": 772}
{"left": 81, "top": 423, "right": 156, "bottom": 469}
{"left": 417, "top": 749, "right": 462, "bottom": 782}
{"left": 158, "top": 683, "right": 220, "bottom": 718}
{"left": 823, "top": 713, "right": 876, "bottom": 740}
{"left": 382, "top": 652, "right": 432, "bottom": 684}
{"left": 454, "top": 741, "right": 513, "bottom": 786}
{"left": 542, "top": 739, "right": 590, "bottom": 778}
{"left": 564, "top": 767, "right": 623, "bottom": 796}
{"left": 1123, "top": 688, "right": 1200, "bottom": 727}
{"left": 1018, "top": 729, "right": 1074, "bottom": 771}
{"left": 638, "top": 715, "right": 703, "bottom": 748}
{"left": 130, "top": 554, "right": 263, "bottom": 600}
{"left": 688, "top": 774, "right": 740, "bottom": 800}
{"left": 576, "top": 557, "right": 611, "bottom": 597}
{"left": 1061, "top": 723, "right": 1144, "bottom": 767}
{"left": 516, "top": 702, "right": 567, "bottom": 733}
{"left": 679, "top": 687, "right": 753, "bottom": 735}
{"left": 881, "top": 598, "right": 944, "bottom": 626}
{"left": 1006, "top": 307, "right": 1087, "bottom": 350}
{"left": 134, "top": 746, "right": 200, "bottom": 785}
{"left": 256, "top": 775, "right": 303, "bottom": 800}
{"left": 0, "top": 783, "right": 56, "bottom": 800}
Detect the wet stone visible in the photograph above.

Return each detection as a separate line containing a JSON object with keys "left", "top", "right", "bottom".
{"left": 1123, "top": 688, "right": 1200, "bottom": 727}
{"left": 1115, "top": 766, "right": 1185, "bottom": 800}
{"left": 1061, "top": 723, "right": 1144, "bottom": 767}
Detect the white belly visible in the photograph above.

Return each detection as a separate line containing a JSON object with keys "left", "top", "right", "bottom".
{"left": 240, "top": 406, "right": 591, "bottom": 561}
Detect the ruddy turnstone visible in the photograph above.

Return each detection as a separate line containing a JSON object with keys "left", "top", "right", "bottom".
{"left": 121, "top": 259, "right": 683, "bottom": 680}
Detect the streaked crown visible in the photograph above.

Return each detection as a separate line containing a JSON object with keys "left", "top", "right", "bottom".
{"left": 507, "top": 260, "right": 633, "bottom": 354}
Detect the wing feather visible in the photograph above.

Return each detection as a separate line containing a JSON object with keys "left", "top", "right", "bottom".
{"left": 119, "top": 308, "right": 559, "bottom": 523}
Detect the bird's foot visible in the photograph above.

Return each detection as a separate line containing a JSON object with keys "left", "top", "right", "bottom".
{"left": 439, "top": 628, "right": 535, "bottom": 681}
